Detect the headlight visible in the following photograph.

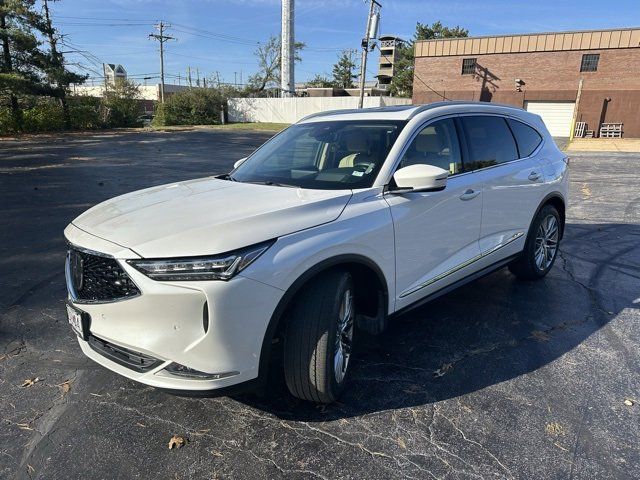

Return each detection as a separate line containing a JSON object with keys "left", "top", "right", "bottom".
{"left": 127, "top": 240, "right": 273, "bottom": 281}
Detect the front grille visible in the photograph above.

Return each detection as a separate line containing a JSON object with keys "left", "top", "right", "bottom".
{"left": 87, "top": 335, "right": 162, "bottom": 372}
{"left": 67, "top": 247, "right": 141, "bottom": 303}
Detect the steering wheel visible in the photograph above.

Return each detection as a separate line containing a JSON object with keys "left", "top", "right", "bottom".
{"left": 353, "top": 163, "right": 372, "bottom": 173}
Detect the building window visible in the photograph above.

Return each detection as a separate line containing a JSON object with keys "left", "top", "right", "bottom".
{"left": 461, "top": 58, "right": 476, "bottom": 75}
{"left": 580, "top": 54, "right": 600, "bottom": 72}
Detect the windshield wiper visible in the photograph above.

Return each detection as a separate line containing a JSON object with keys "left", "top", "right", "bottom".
{"left": 216, "top": 173, "right": 236, "bottom": 181}
{"left": 246, "top": 181, "right": 298, "bottom": 188}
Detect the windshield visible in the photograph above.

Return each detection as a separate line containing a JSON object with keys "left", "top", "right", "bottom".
{"left": 230, "top": 120, "right": 407, "bottom": 190}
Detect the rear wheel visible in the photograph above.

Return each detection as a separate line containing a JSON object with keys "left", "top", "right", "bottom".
{"left": 284, "top": 270, "right": 354, "bottom": 403}
{"left": 509, "top": 204, "right": 561, "bottom": 280}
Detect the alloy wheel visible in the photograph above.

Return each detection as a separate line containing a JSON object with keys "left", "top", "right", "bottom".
{"left": 334, "top": 289, "right": 354, "bottom": 384}
{"left": 534, "top": 214, "right": 559, "bottom": 270}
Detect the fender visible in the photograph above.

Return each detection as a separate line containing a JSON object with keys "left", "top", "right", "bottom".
{"left": 531, "top": 192, "right": 566, "bottom": 239}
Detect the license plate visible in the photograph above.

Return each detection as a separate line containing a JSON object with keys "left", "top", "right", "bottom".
{"left": 66, "top": 303, "right": 88, "bottom": 339}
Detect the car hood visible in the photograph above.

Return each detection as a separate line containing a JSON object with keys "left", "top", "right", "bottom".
{"left": 72, "top": 177, "right": 352, "bottom": 258}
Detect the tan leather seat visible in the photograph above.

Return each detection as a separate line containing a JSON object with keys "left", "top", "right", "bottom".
{"left": 338, "top": 133, "right": 375, "bottom": 168}
{"left": 402, "top": 127, "right": 451, "bottom": 171}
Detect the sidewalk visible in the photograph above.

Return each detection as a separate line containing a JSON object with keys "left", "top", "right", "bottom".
{"left": 566, "top": 138, "right": 640, "bottom": 152}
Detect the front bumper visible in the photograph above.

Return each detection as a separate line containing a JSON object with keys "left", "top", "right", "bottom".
{"left": 64, "top": 224, "right": 284, "bottom": 391}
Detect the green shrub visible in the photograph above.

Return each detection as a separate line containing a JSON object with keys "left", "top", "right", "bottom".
{"left": 0, "top": 107, "right": 18, "bottom": 134}
{"left": 160, "top": 88, "right": 225, "bottom": 126}
{"left": 22, "top": 101, "right": 65, "bottom": 132}
{"left": 102, "top": 79, "right": 143, "bottom": 128}
{"left": 69, "top": 96, "right": 102, "bottom": 130}
{"left": 151, "top": 102, "right": 165, "bottom": 127}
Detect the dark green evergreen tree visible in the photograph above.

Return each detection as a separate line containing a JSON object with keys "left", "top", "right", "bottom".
{"left": 390, "top": 21, "right": 469, "bottom": 98}
{"left": 332, "top": 50, "right": 357, "bottom": 89}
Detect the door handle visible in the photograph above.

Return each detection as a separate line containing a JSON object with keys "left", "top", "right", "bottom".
{"left": 528, "top": 171, "right": 542, "bottom": 181}
{"left": 459, "top": 189, "right": 481, "bottom": 201}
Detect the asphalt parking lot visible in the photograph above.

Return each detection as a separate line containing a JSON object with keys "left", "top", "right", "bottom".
{"left": 1, "top": 128, "right": 638, "bottom": 479}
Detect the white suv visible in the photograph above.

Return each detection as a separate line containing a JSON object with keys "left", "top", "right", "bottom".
{"left": 64, "top": 102, "right": 568, "bottom": 403}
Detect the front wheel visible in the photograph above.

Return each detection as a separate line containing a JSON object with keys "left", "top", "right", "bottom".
{"left": 509, "top": 204, "right": 561, "bottom": 280}
{"left": 284, "top": 270, "right": 354, "bottom": 403}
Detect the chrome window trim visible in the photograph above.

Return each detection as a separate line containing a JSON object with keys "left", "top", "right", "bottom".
{"left": 399, "top": 231, "right": 524, "bottom": 298}
{"left": 380, "top": 112, "right": 546, "bottom": 187}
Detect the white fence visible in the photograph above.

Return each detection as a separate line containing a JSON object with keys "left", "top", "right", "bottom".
{"left": 228, "top": 96, "right": 412, "bottom": 124}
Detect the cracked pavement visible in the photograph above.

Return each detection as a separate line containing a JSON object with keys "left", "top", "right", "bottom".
{"left": 0, "top": 129, "right": 638, "bottom": 479}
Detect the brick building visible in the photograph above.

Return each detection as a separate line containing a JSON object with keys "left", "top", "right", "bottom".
{"left": 412, "top": 28, "right": 640, "bottom": 137}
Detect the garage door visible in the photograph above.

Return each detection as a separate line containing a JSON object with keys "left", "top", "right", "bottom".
{"left": 524, "top": 101, "right": 575, "bottom": 137}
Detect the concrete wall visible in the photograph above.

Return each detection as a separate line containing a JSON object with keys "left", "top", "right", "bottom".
{"left": 228, "top": 96, "right": 412, "bottom": 124}
{"left": 413, "top": 48, "right": 640, "bottom": 137}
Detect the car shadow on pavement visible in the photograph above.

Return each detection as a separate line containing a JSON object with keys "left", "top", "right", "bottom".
{"left": 234, "top": 222, "right": 640, "bottom": 421}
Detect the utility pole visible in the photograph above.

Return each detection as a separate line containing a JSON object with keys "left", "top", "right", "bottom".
{"left": 358, "top": 0, "right": 381, "bottom": 108}
{"left": 280, "top": 0, "right": 294, "bottom": 97}
{"left": 187, "top": 66, "right": 192, "bottom": 88}
{"left": 234, "top": 71, "right": 237, "bottom": 87}
{"left": 149, "top": 21, "right": 174, "bottom": 103}
{"left": 196, "top": 68, "right": 200, "bottom": 87}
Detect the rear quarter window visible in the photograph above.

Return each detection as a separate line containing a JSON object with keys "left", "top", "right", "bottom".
{"left": 507, "top": 119, "right": 543, "bottom": 158}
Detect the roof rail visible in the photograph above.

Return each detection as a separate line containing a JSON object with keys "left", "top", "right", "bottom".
{"left": 299, "top": 104, "right": 416, "bottom": 122}
{"left": 407, "top": 101, "right": 527, "bottom": 119}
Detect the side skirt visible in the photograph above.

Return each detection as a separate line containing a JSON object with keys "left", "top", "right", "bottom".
{"left": 391, "top": 253, "right": 521, "bottom": 319}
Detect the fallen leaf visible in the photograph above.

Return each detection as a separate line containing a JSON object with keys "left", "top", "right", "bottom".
{"left": 545, "top": 422, "right": 565, "bottom": 436}
{"left": 57, "top": 380, "right": 71, "bottom": 394}
{"left": 433, "top": 362, "right": 453, "bottom": 378}
{"left": 531, "top": 330, "right": 551, "bottom": 342}
{"left": 211, "top": 450, "right": 224, "bottom": 457}
{"left": 21, "top": 377, "right": 41, "bottom": 388}
{"left": 397, "top": 437, "right": 407, "bottom": 449}
{"left": 27, "top": 465, "right": 35, "bottom": 474}
{"left": 168, "top": 434, "right": 186, "bottom": 450}
{"left": 624, "top": 399, "right": 634, "bottom": 407}
{"left": 17, "top": 423, "right": 33, "bottom": 431}
{"left": 135, "top": 422, "right": 147, "bottom": 428}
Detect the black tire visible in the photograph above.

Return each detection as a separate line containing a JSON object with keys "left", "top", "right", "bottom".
{"left": 509, "top": 204, "right": 561, "bottom": 280}
{"left": 284, "top": 270, "right": 354, "bottom": 403}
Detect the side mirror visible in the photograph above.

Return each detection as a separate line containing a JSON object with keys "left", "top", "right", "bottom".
{"left": 233, "top": 157, "right": 247, "bottom": 169}
{"left": 392, "top": 164, "right": 449, "bottom": 192}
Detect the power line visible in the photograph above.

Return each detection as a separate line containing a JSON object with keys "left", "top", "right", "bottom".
{"left": 170, "top": 27, "right": 258, "bottom": 46}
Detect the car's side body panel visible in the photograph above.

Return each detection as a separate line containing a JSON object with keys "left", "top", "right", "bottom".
{"left": 384, "top": 173, "right": 483, "bottom": 310}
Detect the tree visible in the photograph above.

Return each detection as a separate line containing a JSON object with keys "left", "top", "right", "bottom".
{"left": 246, "top": 35, "right": 305, "bottom": 95}
{"left": 0, "top": 0, "right": 52, "bottom": 129}
{"left": 305, "top": 74, "right": 333, "bottom": 88}
{"left": 0, "top": 0, "right": 85, "bottom": 131}
{"left": 41, "top": 0, "right": 87, "bottom": 129}
{"left": 102, "top": 78, "right": 141, "bottom": 127}
{"left": 390, "top": 21, "right": 469, "bottom": 98}
{"left": 332, "top": 50, "right": 357, "bottom": 89}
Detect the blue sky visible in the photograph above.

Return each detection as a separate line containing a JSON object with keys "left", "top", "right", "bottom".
{"left": 50, "top": 0, "right": 640, "bottom": 86}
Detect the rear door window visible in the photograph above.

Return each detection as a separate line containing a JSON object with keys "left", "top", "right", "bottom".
{"left": 507, "top": 118, "right": 543, "bottom": 158}
{"left": 460, "top": 116, "right": 518, "bottom": 171}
